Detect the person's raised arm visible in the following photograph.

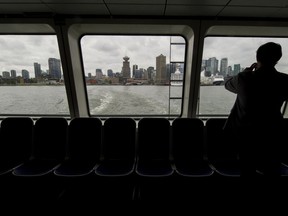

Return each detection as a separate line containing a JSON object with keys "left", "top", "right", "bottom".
{"left": 224, "top": 63, "right": 257, "bottom": 94}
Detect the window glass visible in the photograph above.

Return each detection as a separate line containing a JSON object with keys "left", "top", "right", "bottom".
{"left": 81, "top": 35, "right": 186, "bottom": 116}
{"left": 199, "top": 37, "right": 288, "bottom": 117}
{"left": 0, "top": 35, "right": 68, "bottom": 115}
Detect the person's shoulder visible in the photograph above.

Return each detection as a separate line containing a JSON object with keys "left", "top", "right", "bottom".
{"left": 275, "top": 70, "right": 288, "bottom": 80}
{"left": 238, "top": 70, "right": 253, "bottom": 79}
{"left": 277, "top": 71, "right": 288, "bottom": 77}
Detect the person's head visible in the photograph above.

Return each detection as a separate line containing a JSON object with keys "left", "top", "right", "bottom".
{"left": 256, "top": 42, "right": 282, "bottom": 67}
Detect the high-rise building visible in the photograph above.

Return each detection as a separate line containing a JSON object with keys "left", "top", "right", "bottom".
{"left": 227, "top": 66, "right": 233, "bottom": 76}
{"left": 220, "top": 58, "right": 228, "bottom": 76}
{"left": 107, "top": 69, "right": 113, "bottom": 77}
{"left": 122, "top": 56, "right": 131, "bottom": 79}
{"left": 34, "top": 62, "right": 42, "bottom": 79}
{"left": 233, "top": 64, "right": 241, "bottom": 75}
{"left": 21, "top": 69, "right": 29, "bottom": 80}
{"left": 206, "top": 57, "right": 218, "bottom": 75}
{"left": 10, "top": 70, "right": 17, "bottom": 78}
{"left": 48, "top": 58, "right": 61, "bottom": 79}
{"left": 147, "top": 66, "right": 154, "bottom": 80}
{"left": 156, "top": 54, "right": 166, "bottom": 84}
{"left": 95, "top": 68, "right": 103, "bottom": 79}
{"left": 2, "top": 71, "right": 10, "bottom": 78}
{"left": 132, "top": 64, "right": 138, "bottom": 78}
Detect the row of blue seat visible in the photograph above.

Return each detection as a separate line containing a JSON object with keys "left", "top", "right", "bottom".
{"left": 0, "top": 117, "right": 287, "bottom": 202}
{"left": 0, "top": 117, "right": 213, "bottom": 177}
{"left": 1, "top": 116, "right": 287, "bottom": 178}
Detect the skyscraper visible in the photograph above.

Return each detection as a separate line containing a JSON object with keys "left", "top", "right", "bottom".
{"left": 107, "top": 69, "right": 113, "bottom": 77}
{"left": 233, "top": 64, "right": 241, "bottom": 75}
{"left": 220, "top": 58, "right": 228, "bottom": 76}
{"left": 122, "top": 56, "right": 131, "bottom": 79}
{"left": 132, "top": 64, "right": 138, "bottom": 78}
{"left": 10, "top": 70, "right": 17, "bottom": 78}
{"left": 206, "top": 57, "right": 218, "bottom": 75}
{"left": 21, "top": 69, "right": 29, "bottom": 80}
{"left": 34, "top": 62, "right": 42, "bottom": 79}
{"left": 48, "top": 58, "right": 61, "bottom": 79}
{"left": 95, "top": 68, "right": 103, "bottom": 79}
{"left": 156, "top": 54, "right": 166, "bottom": 84}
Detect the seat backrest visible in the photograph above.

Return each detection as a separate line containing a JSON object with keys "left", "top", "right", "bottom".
{"left": 33, "top": 117, "right": 68, "bottom": 161}
{"left": 67, "top": 117, "right": 102, "bottom": 163}
{"left": 103, "top": 117, "right": 136, "bottom": 160}
{"left": 205, "top": 118, "right": 234, "bottom": 162}
{"left": 280, "top": 118, "right": 288, "bottom": 165}
{"left": 137, "top": 118, "right": 170, "bottom": 161}
{"left": 172, "top": 118, "right": 205, "bottom": 161}
{"left": 0, "top": 117, "right": 33, "bottom": 166}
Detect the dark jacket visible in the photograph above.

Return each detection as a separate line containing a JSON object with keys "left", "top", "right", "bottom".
{"left": 223, "top": 66, "right": 288, "bottom": 175}
{"left": 224, "top": 66, "right": 288, "bottom": 136}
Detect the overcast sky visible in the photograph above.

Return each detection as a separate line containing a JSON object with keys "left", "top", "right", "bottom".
{"left": 1, "top": 35, "right": 288, "bottom": 78}
{"left": 0, "top": 35, "right": 60, "bottom": 78}
{"left": 203, "top": 37, "right": 288, "bottom": 74}
{"left": 81, "top": 35, "right": 186, "bottom": 76}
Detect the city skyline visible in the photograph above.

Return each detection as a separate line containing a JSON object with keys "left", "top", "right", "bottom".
{"left": 203, "top": 37, "right": 288, "bottom": 74}
{"left": 2, "top": 35, "right": 288, "bottom": 78}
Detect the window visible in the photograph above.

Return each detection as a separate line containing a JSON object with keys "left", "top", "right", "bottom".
{"left": 0, "top": 35, "right": 69, "bottom": 115}
{"left": 199, "top": 36, "right": 288, "bottom": 117}
{"left": 81, "top": 35, "right": 186, "bottom": 116}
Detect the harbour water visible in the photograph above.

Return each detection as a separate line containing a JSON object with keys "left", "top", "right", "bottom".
{"left": 0, "top": 85, "right": 236, "bottom": 116}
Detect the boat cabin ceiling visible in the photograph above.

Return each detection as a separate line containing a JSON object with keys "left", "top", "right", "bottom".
{"left": 1, "top": 0, "right": 288, "bottom": 19}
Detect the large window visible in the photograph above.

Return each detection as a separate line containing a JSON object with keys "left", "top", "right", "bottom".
{"left": 0, "top": 35, "right": 69, "bottom": 115}
{"left": 81, "top": 35, "right": 186, "bottom": 116}
{"left": 199, "top": 37, "right": 288, "bottom": 117}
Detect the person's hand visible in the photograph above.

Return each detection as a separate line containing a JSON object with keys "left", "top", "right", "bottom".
{"left": 249, "top": 62, "right": 258, "bottom": 71}
{"left": 244, "top": 63, "right": 258, "bottom": 72}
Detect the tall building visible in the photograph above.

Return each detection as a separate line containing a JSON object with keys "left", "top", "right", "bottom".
{"left": 10, "top": 70, "right": 17, "bottom": 78}
{"left": 48, "top": 58, "right": 61, "bottom": 79}
{"left": 122, "top": 56, "right": 131, "bottom": 79}
{"left": 132, "top": 64, "right": 138, "bottom": 78}
{"left": 220, "top": 58, "right": 228, "bottom": 76}
{"left": 147, "top": 66, "right": 154, "bottom": 80}
{"left": 2, "top": 71, "right": 10, "bottom": 78}
{"left": 34, "top": 62, "right": 42, "bottom": 79}
{"left": 206, "top": 57, "right": 218, "bottom": 75}
{"left": 233, "top": 64, "right": 241, "bottom": 75}
{"left": 227, "top": 66, "right": 233, "bottom": 76}
{"left": 107, "top": 69, "right": 113, "bottom": 77}
{"left": 21, "top": 69, "right": 29, "bottom": 80}
{"left": 95, "top": 68, "right": 103, "bottom": 79}
{"left": 156, "top": 54, "right": 166, "bottom": 84}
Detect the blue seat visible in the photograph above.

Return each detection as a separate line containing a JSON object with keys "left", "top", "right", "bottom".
{"left": 0, "top": 117, "right": 33, "bottom": 175}
{"left": 13, "top": 117, "right": 68, "bottom": 176}
{"left": 95, "top": 117, "right": 136, "bottom": 176}
{"left": 93, "top": 117, "right": 136, "bottom": 200}
{"left": 136, "top": 118, "right": 173, "bottom": 177}
{"left": 206, "top": 118, "right": 241, "bottom": 177}
{"left": 54, "top": 117, "right": 102, "bottom": 176}
{"left": 274, "top": 118, "right": 288, "bottom": 176}
{"left": 172, "top": 118, "right": 213, "bottom": 177}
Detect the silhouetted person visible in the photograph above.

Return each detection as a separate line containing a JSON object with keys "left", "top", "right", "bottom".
{"left": 223, "top": 42, "right": 288, "bottom": 176}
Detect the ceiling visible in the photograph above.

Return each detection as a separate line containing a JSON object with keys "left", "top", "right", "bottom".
{"left": 1, "top": 0, "right": 288, "bottom": 19}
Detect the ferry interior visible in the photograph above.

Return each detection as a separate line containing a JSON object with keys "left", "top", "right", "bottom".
{"left": 1, "top": 0, "right": 288, "bottom": 204}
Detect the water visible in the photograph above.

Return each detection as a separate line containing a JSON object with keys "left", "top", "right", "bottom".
{"left": 87, "top": 85, "right": 181, "bottom": 115}
{"left": 0, "top": 85, "right": 236, "bottom": 116}
{"left": 199, "top": 85, "right": 236, "bottom": 115}
{"left": 0, "top": 86, "right": 69, "bottom": 115}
